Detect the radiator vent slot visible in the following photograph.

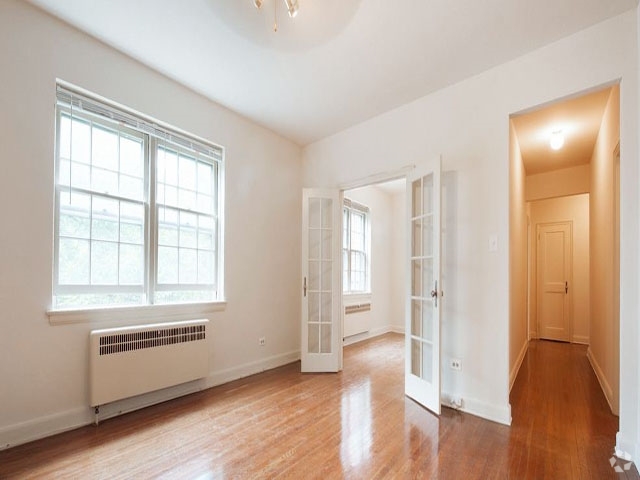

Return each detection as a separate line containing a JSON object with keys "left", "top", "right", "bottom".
{"left": 345, "top": 303, "right": 371, "bottom": 315}
{"left": 99, "top": 325, "right": 206, "bottom": 355}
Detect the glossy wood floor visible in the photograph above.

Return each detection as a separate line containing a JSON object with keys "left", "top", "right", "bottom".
{"left": 1, "top": 334, "right": 637, "bottom": 479}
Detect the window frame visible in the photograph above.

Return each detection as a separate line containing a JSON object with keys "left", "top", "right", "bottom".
{"left": 51, "top": 84, "right": 225, "bottom": 314}
{"left": 342, "top": 198, "right": 371, "bottom": 295}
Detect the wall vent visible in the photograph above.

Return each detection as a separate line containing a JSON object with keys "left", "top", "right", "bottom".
{"left": 99, "top": 325, "right": 206, "bottom": 355}
{"left": 345, "top": 303, "right": 371, "bottom": 315}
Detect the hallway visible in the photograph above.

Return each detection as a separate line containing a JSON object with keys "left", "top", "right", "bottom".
{"left": 509, "top": 339, "right": 634, "bottom": 478}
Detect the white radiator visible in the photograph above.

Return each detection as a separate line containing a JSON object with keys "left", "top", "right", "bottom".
{"left": 90, "top": 319, "right": 209, "bottom": 407}
{"left": 344, "top": 302, "right": 371, "bottom": 337}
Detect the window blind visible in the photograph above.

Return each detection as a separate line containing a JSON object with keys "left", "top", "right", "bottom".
{"left": 343, "top": 197, "right": 369, "bottom": 215}
{"left": 56, "top": 85, "right": 223, "bottom": 162}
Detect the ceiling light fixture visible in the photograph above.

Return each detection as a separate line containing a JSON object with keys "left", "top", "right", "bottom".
{"left": 550, "top": 130, "right": 564, "bottom": 150}
{"left": 254, "top": 0, "right": 299, "bottom": 32}
{"left": 285, "top": 0, "right": 299, "bottom": 18}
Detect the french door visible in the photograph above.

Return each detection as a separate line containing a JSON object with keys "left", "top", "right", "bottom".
{"left": 300, "top": 189, "right": 342, "bottom": 372}
{"left": 405, "top": 158, "right": 442, "bottom": 414}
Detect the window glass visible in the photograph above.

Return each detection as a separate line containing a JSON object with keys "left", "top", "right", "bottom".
{"left": 53, "top": 88, "right": 222, "bottom": 309}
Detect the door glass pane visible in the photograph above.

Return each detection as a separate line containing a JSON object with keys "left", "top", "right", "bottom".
{"left": 411, "top": 338, "right": 422, "bottom": 377}
{"left": 321, "top": 292, "right": 332, "bottom": 323}
{"left": 308, "top": 323, "right": 320, "bottom": 353}
{"left": 308, "top": 292, "right": 320, "bottom": 322}
{"left": 422, "top": 258, "right": 433, "bottom": 297}
{"left": 320, "top": 324, "right": 332, "bottom": 353}
{"left": 308, "top": 261, "right": 320, "bottom": 290}
{"left": 412, "top": 179, "right": 422, "bottom": 217}
{"left": 411, "top": 300, "right": 421, "bottom": 337}
{"left": 412, "top": 219, "right": 421, "bottom": 257}
{"left": 421, "top": 341, "right": 433, "bottom": 383}
{"left": 422, "top": 173, "right": 433, "bottom": 214}
{"left": 422, "top": 300, "right": 433, "bottom": 342}
{"left": 309, "top": 198, "right": 321, "bottom": 228}
{"left": 422, "top": 216, "right": 433, "bottom": 257}
{"left": 309, "top": 229, "right": 320, "bottom": 259}
{"left": 321, "top": 229, "right": 332, "bottom": 260}
{"left": 411, "top": 339, "right": 433, "bottom": 383}
{"left": 411, "top": 260, "right": 422, "bottom": 296}
{"left": 321, "top": 261, "right": 332, "bottom": 291}
{"left": 321, "top": 199, "right": 332, "bottom": 228}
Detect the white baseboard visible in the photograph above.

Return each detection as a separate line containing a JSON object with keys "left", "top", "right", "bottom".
{"left": 510, "top": 340, "right": 528, "bottom": 392}
{"left": 441, "top": 391, "right": 511, "bottom": 426}
{"left": 587, "top": 347, "right": 615, "bottom": 414}
{"left": 0, "top": 349, "right": 300, "bottom": 451}
{"left": 343, "top": 325, "right": 403, "bottom": 346}
{"left": 0, "top": 407, "right": 92, "bottom": 451}
{"left": 572, "top": 335, "right": 590, "bottom": 345}
{"left": 205, "top": 350, "right": 300, "bottom": 388}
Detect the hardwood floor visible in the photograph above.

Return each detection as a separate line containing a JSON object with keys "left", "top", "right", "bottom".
{"left": 0, "top": 334, "right": 636, "bottom": 479}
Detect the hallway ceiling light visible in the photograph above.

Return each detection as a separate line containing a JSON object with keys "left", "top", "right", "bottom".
{"left": 550, "top": 130, "right": 565, "bottom": 150}
{"left": 254, "top": 0, "right": 299, "bottom": 32}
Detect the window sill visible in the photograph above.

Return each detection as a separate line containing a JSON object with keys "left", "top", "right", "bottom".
{"left": 47, "top": 300, "right": 227, "bottom": 326}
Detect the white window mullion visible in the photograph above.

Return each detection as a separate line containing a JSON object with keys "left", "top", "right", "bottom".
{"left": 148, "top": 137, "right": 156, "bottom": 305}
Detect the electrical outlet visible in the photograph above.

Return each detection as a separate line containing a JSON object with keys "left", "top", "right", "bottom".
{"left": 259, "top": 337, "right": 266, "bottom": 346}
{"left": 450, "top": 359, "right": 461, "bottom": 370}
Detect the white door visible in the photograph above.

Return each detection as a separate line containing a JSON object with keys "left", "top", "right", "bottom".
{"left": 301, "top": 189, "right": 343, "bottom": 372}
{"left": 405, "top": 158, "right": 442, "bottom": 414}
{"left": 537, "top": 222, "right": 571, "bottom": 342}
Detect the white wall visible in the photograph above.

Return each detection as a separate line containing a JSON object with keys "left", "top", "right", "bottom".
{"left": 525, "top": 164, "right": 590, "bottom": 202}
{"left": 590, "top": 86, "right": 621, "bottom": 415}
{"left": 636, "top": 2, "right": 640, "bottom": 463}
{"left": 389, "top": 191, "right": 406, "bottom": 333}
{"left": 528, "top": 194, "right": 590, "bottom": 343}
{"left": 509, "top": 121, "right": 528, "bottom": 391}
{"left": 0, "top": 0, "right": 302, "bottom": 448}
{"left": 303, "top": 11, "right": 638, "bottom": 432}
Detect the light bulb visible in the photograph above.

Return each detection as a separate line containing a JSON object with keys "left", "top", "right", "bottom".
{"left": 550, "top": 130, "right": 564, "bottom": 150}
{"left": 285, "top": 0, "right": 299, "bottom": 17}
{"left": 254, "top": 0, "right": 263, "bottom": 8}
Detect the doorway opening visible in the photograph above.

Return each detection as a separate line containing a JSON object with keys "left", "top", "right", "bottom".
{"left": 341, "top": 178, "right": 406, "bottom": 348}
{"left": 509, "top": 82, "right": 620, "bottom": 415}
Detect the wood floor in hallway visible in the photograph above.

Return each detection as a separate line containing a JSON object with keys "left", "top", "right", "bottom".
{"left": 0, "top": 334, "right": 636, "bottom": 479}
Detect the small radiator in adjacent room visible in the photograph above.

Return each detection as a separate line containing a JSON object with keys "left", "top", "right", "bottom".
{"left": 343, "top": 302, "right": 372, "bottom": 337}
{"left": 89, "top": 319, "right": 209, "bottom": 407}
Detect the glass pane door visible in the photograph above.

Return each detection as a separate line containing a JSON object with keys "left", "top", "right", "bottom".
{"left": 405, "top": 159, "right": 441, "bottom": 414}
{"left": 301, "top": 189, "right": 342, "bottom": 372}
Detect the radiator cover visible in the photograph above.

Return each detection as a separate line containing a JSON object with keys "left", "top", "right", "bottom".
{"left": 90, "top": 319, "right": 209, "bottom": 407}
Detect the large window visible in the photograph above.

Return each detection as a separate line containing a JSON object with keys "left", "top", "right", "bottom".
{"left": 53, "top": 85, "right": 223, "bottom": 309}
{"left": 343, "top": 198, "right": 370, "bottom": 294}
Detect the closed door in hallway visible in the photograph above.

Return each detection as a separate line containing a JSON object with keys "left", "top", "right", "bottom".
{"left": 537, "top": 222, "right": 572, "bottom": 341}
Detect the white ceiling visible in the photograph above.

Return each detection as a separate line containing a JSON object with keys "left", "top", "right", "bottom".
{"left": 511, "top": 86, "right": 613, "bottom": 175}
{"left": 28, "top": 0, "right": 637, "bottom": 146}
